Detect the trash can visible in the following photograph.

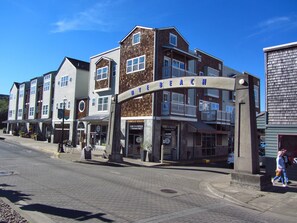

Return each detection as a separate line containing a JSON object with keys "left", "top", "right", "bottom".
{"left": 142, "top": 150, "right": 147, "bottom": 161}
{"left": 81, "top": 146, "right": 92, "bottom": 160}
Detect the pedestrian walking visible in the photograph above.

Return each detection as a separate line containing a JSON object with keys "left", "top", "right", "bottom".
{"left": 281, "top": 149, "right": 291, "bottom": 184}
{"left": 271, "top": 150, "right": 287, "bottom": 187}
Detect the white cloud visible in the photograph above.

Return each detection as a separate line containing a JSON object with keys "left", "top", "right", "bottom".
{"left": 248, "top": 16, "right": 297, "bottom": 38}
{"left": 51, "top": 1, "right": 116, "bottom": 33}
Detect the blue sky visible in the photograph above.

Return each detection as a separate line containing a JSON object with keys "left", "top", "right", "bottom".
{"left": 1, "top": 0, "right": 297, "bottom": 111}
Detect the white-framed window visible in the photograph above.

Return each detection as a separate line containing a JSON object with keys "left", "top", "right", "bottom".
{"left": 205, "top": 67, "right": 219, "bottom": 98}
{"left": 172, "top": 92, "right": 184, "bottom": 104}
{"left": 30, "top": 79, "right": 37, "bottom": 95}
{"left": 9, "top": 110, "right": 12, "bottom": 117}
{"left": 96, "top": 66, "right": 108, "bottom": 80}
{"left": 29, "top": 107, "right": 34, "bottom": 116}
{"left": 43, "top": 82, "right": 50, "bottom": 91}
{"left": 78, "top": 100, "right": 85, "bottom": 112}
{"left": 44, "top": 74, "right": 51, "bottom": 80}
{"left": 199, "top": 100, "right": 219, "bottom": 111}
{"left": 61, "top": 76, "right": 69, "bottom": 87}
{"left": 19, "top": 85, "right": 24, "bottom": 98}
{"left": 92, "top": 98, "right": 96, "bottom": 106}
{"left": 254, "top": 85, "right": 259, "bottom": 108}
{"left": 126, "top": 55, "right": 145, "bottom": 74}
{"left": 169, "top": 33, "right": 177, "bottom": 46}
{"left": 132, "top": 32, "right": 141, "bottom": 45}
{"left": 172, "top": 59, "right": 185, "bottom": 70}
{"left": 18, "top": 109, "right": 23, "bottom": 117}
{"left": 10, "top": 93, "right": 13, "bottom": 100}
{"left": 98, "top": 96, "right": 108, "bottom": 111}
{"left": 42, "top": 105, "right": 49, "bottom": 115}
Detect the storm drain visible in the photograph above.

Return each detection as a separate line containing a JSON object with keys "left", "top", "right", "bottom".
{"left": 0, "top": 171, "right": 14, "bottom": 177}
{"left": 160, "top": 189, "right": 177, "bottom": 194}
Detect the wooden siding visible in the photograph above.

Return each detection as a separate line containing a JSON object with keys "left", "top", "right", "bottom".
{"left": 265, "top": 125, "right": 297, "bottom": 158}
{"left": 256, "top": 112, "right": 267, "bottom": 129}
{"left": 95, "top": 59, "right": 111, "bottom": 90}
{"left": 266, "top": 46, "right": 297, "bottom": 124}
{"left": 76, "top": 98, "right": 88, "bottom": 119}
{"left": 120, "top": 27, "right": 155, "bottom": 117}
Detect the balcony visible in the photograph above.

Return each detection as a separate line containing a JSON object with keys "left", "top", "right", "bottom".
{"left": 162, "top": 102, "right": 196, "bottom": 117}
{"left": 162, "top": 66, "right": 197, "bottom": 79}
{"left": 201, "top": 110, "right": 234, "bottom": 124}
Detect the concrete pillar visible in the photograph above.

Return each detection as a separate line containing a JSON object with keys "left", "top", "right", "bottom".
{"left": 106, "top": 95, "right": 123, "bottom": 162}
{"left": 232, "top": 73, "right": 271, "bottom": 190}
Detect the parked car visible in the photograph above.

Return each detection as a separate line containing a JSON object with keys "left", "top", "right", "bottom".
{"left": 227, "top": 151, "right": 265, "bottom": 168}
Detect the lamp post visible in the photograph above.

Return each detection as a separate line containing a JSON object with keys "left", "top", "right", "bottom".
{"left": 58, "top": 97, "right": 67, "bottom": 153}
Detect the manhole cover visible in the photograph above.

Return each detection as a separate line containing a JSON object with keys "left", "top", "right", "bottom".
{"left": 160, "top": 189, "right": 177, "bottom": 194}
{"left": 0, "top": 171, "right": 14, "bottom": 177}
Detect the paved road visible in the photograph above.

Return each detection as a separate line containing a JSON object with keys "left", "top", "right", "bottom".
{"left": 0, "top": 140, "right": 294, "bottom": 223}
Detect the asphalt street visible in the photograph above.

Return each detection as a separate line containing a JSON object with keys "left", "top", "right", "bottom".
{"left": 0, "top": 139, "right": 295, "bottom": 223}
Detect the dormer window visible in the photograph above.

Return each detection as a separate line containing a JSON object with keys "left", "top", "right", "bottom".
{"left": 96, "top": 66, "right": 108, "bottom": 80}
{"left": 132, "top": 32, "right": 141, "bottom": 45}
{"left": 169, "top": 33, "right": 177, "bottom": 46}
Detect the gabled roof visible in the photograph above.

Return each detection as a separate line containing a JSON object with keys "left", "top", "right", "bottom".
{"left": 43, "top": 70, "right": 57, "bottom": 77}
{"left": 95, "top": 56, "right": 113, "bottom": 65}
{"left": 120, "top": 25, "right": 190, "bottom": 46}
{"left": 57, "top": 57, "right": 90, "bottom": 74}
{"left": 9, "top": 82, "right": 20, "bottom": 92}
{"left": 157, "top": 26, "right": 189, "bottom": 46}
{"left": 120, "top": 25, "right": 154, "bottom": 44}
{"left": 67, "top": 57, "right": 90, "bottom": 71}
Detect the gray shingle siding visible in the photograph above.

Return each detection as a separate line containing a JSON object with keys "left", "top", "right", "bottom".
{"left": 266, "top": 46, "right": 297, "bottom": 125}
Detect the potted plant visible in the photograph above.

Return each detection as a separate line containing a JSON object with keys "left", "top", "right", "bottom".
{"left": 141, "top": 140, "right": 152, "bottom": 162}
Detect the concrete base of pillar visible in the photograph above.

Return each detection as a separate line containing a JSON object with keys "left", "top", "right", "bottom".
{"left": 108, "top": 153, "right": 123, "bottom": 163}
{"left": 231, "top": 172, "right": 272, "bottom": 191}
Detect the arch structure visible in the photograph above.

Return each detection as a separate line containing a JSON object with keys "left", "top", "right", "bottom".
{"left": 107, "top": 73, "right": 260, "bottom": 175}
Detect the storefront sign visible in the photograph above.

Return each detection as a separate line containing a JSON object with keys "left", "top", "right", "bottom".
{"left": 118, "top": 76, "right": 235, "bottom": 103}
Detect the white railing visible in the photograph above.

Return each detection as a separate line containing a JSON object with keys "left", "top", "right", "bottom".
{"left": 201, "top": 110, "right": 232, "bottom": 123}
{"left": 161, "top": 102, "right": 197, "bottom": 117}
{"left": 162, "top": 66, "right": 197, "bottom": 78}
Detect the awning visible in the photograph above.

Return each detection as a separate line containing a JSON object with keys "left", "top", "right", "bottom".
{"left": 2, "top": 120, "right": 18, "bottom": 124}
{"left": 188, "top": 121, "right": 218, "bottom": 134}
{"left": 79, "top": 114, "right": 109, "bottom": 123}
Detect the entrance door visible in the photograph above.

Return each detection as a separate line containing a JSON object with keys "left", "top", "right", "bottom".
{"left": 127, "top": 123, "right": 144, "bottom": 158}
{"left": 163, "top": 57, "right": 171, "bottom": 78}
{"left": 161, "top": 125, "right": 178, "bottom": 160}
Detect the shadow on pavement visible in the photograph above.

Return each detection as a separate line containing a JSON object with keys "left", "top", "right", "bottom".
{"left": 21, "top": 203, "right": 114, "bottom": 222}
{"left": 0, "top": 186, "right": 31, "bottom": 203}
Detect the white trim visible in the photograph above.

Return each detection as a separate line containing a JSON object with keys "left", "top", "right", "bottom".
{"left": 94, "top": 88, "right": 111, "bottom": 93}
{"left": 169, "top": 33, "right": 177, "bottom": 46}
{"left": 132, "top": 32, "right": 141, "bottom": 45}
{"left": 263, "top": 41, "right": 297, "bottom": 52}
{"left": 90, "top": 47, "right": 120, "bottom": 59}
{"left": 120, "top": 26, "right": 153, "bottom": 43}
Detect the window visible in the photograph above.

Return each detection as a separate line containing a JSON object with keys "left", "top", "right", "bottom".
{"left": 126, "top": 55, "right": 145, "bottom": 74}
{"left": 132, "top": 32, "right": 141, "bottom": 45}
{"left": 254, "top": 85, "right": 259, "bottom": 108}
{"left": 10, "top": 94, "right": 13, "bottom": 100}
{"left": 98, "top": 96, "right": 108, "bottom": 111}
{"left": 29, "top": 107, "right": 34, "bottom": 116}
{"left": 169, "top": 33, "right": 177, "bottom": 46}
{"left": 44, "top": 74, "right": 51, "bottom": 80}
{"left": 9, "top": 110, "right": 12, "bottom": 117}
{"left": 19, "top": 85, "right": 24, "bottom": 98}
{"left": 96, "top": 66, "right": 108, "bottom": 80}
{"left": 172, "top": 59, "right": 185, "bottom": 69}
{"left": 18, "top": 109, "right": 23, "bottom": 117}
{"left": 78, "top": 100, "right": 85, "bottom": 112}
{"left": 199, "top": 100, "right": 219, "bottom": 111}
{"left": 61, "top": 76, "right": 69, "bottom": 87}
{"left": 172, "top": 92, "right": 184, "bottom": 104}
{"left": 92, "top": 98, "right": 96, "bottom": 106}
{"left": 30, "top": 80, "right": 37, "bottom": 95}
{"left": 43, "top": 82, "right": 50, "bottom": 91}
{"left": 205, "top": 67, "right": 219, "bottom": 98}
{"left": 42, "top": 105, "right": 48, "bottom": 115}
{"left": 112, "top": 64, "right": 116, "bottom": 76}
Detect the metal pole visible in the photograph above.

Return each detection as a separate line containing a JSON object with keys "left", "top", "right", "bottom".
{"left": 161, "top": 144, "right": 164, "bottom": 164}
{"left": 58, "top": 101, "right": 65, "bottom": 153}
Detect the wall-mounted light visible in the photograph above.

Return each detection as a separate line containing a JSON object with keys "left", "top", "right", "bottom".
{"left": 239, "top": 79, "right": 246, "bottom": 85}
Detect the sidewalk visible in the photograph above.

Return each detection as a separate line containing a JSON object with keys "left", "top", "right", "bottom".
{"left": 1, "top": 133, "right": 297, "bottom": 221}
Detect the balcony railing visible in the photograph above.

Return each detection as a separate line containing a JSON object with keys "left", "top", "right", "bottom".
{"left": 162, "top": 66, "right": 197, "bottom": 78}
{"left": 201, "top": 110, "right": 234, "bottom": 124}
{"left": 162, "top": 102, "right": 196, "bottom": 117}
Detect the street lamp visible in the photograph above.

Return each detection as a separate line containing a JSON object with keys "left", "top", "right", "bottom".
{"left": 58, "top": 97, "right": 67, "bottom": 153}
